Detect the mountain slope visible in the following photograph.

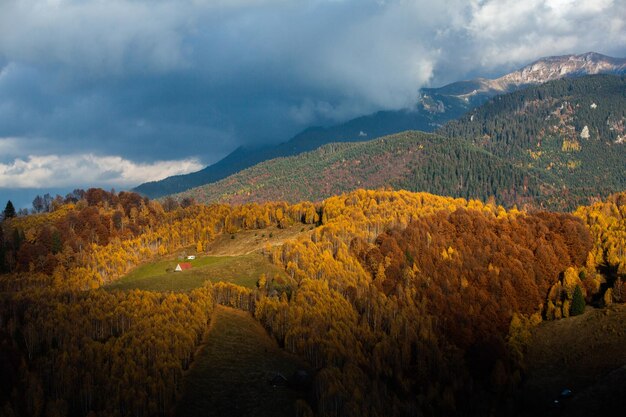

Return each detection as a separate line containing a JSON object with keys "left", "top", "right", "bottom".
{"left": 418, "top": 52, "right": 626, "bottom": 119}
{"left": 168, "top": 131, "right": 554, "bottom": 207}
{"left": 171, "top": 75, "right": 626, "bottom": 210}
{"left": 134, "top": 109, "right": 464, "bottom": 198}
{"left": 439, "top": 74, "right": 626, "bottom": 208}
{"left": 136, "top": 52, "right": 626, "bottom": 199}
{"left": 521, "top": 304, "right": 626, "bottom": 416}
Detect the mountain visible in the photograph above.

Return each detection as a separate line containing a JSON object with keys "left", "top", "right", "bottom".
{"left": 439, "top": 74, "right": 626, "bottom": 208}
{"left": 135, "top": 52, "right": 626, "bottom": 199}
{"left": 496, "top": 52, "right": 626, "bottom": 86}
{"left": 418, "top": 52, "right": 626, "bottom": 116}
{"left": 133, "top": 108, "right": 466, "bottom": 198}
{"left": 171, "top": 75, "right": 626, "bottom": 210}
{"left": 167, "top": 131, "right": 551, "bottom": 208}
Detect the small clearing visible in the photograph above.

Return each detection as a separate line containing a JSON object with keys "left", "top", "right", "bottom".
{"left": 107, "top": 225, "right": 309, "bottom": 291}
{"left": 176, "top": 305, "right": 310, "bottom": 417}
{"left": 106, "top": 253, "right": 286, "bottom": 291}
{"left": 521, "top": 304, "right": 626, "bottom": 416}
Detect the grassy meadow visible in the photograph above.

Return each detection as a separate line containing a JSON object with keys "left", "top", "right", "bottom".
{"left": 106, "top": 253, "right": 287, "bottom": 291}
{"left": 106, "top": 225, "right": 305, "bottom": 292}
{"left": 176, "top": 306, "right": 310, "bottom": 417}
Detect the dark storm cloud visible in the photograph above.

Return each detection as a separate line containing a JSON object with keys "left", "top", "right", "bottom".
{"left": 0, "top": 0, "right": 625, "bottom": 190}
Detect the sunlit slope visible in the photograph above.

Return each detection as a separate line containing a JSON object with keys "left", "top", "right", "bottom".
{"left": 106, "top": 226, "right": 308, "bottom": 291}
{"left": 105, "top": 253, "right": 285, "bottom": 291}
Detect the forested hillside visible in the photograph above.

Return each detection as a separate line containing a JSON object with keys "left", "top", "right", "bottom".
{"left": 134, "top": 108, "right": 465, "bottom": 199}
{"left": 134, "top": 54, "right": 626, "bottom": 200}
{"left": 0, "top": 189, "right": 317, "bottom": 417}
{"left": 168, "top": 131, "right": 552, "bottom": 209}
{"left": 169, "top": 75, "right": 626, "bottom": 210}
{"left": 440, "top": 75, "right": 626, "bottom": 208}
{"left": 1, "top": 188, "right": 624, "bottom": 416}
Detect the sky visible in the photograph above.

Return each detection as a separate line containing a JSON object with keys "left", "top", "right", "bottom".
{"left": 1, "top": 0, "right": 625, "bottom": 208}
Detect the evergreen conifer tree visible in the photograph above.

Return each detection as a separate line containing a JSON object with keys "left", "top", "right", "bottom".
{"left": 570, "top": 285, "right": 585, "bottom": 316}
{"left": 2, "top": 200, "right": 16, "bottom": 220}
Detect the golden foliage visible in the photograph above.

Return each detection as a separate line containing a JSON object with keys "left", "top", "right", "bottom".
{"left": 561, "top": 139, "right": 581, "bottom": 152}
{"left": 1, "top": 187, "right": 624, "bottom": 417}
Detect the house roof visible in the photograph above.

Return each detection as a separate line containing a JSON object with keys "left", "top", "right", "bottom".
{"left": 176, "top": 262, "right": 192, "bottom": 270}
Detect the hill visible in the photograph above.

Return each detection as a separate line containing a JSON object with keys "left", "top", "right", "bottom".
{"left": 1, "top": 187, "right": 625, "bottom": 416}
{"left": 135, "top": 53, "right": 626, "bottom": 199}
{"left": 170, "top": 75, "right": 626, "bottom": 210}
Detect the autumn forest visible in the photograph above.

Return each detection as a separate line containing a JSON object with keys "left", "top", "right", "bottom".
{"left": 0, "top": 186, "right": 624, "bottom": 417}
{"left": 2, "top": 0, "right": 626, "bottom": 414}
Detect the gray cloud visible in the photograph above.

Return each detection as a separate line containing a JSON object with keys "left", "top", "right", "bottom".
{"left": 0, "top": 0, "right": 624, "bottom": 197}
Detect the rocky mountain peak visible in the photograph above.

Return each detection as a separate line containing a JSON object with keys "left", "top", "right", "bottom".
{"left": 420, "top": 52, "right": 626, "bottom": 109}
{"left": 496, "top": 52, "right": 626, "bottom": 87}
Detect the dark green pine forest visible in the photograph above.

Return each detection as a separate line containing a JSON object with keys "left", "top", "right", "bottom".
{"left": 439, "top": 75, "right": 626, "bottom": 209}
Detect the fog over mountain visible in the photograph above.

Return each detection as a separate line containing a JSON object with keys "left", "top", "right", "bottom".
{"left": 1, "top": 0, "right": 625, "bottom": 207}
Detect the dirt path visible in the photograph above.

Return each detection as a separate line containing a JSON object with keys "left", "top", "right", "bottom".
{"left": 176, "top": 306, "right": 310, "bottom": 417}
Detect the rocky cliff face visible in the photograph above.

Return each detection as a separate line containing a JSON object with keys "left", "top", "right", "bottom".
{"left": 496, "top": 52, "right": 626, "bottom": 87}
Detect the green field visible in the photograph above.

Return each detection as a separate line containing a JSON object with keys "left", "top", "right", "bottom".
{"left": 106, "top": 253, "right": 286, "bottom": 291}
{"left": 176, "top": 306, "right": 310, "bottom": 417}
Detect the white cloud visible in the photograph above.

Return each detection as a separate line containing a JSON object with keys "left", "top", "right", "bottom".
{"left": 467, "top": 0, "right": 625, "bottom": 67}
{"left": 0, "top": 154, "right": 203, "bottom": 188}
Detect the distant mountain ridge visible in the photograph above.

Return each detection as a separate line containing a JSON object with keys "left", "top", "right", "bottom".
{"left": 170, "top": 75, "right": 626, "bottom": 210}
{"left": 134, "top": 108, "right": 466, "bottom": 198}
{"left": 497, "top": 52, "right": 626, "bottom": 86}
{"left": 418, "top": 52, "right": 626, "bottom": 114}
{"left": 134, "top": 52, "right": 626, "bottom": 199}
